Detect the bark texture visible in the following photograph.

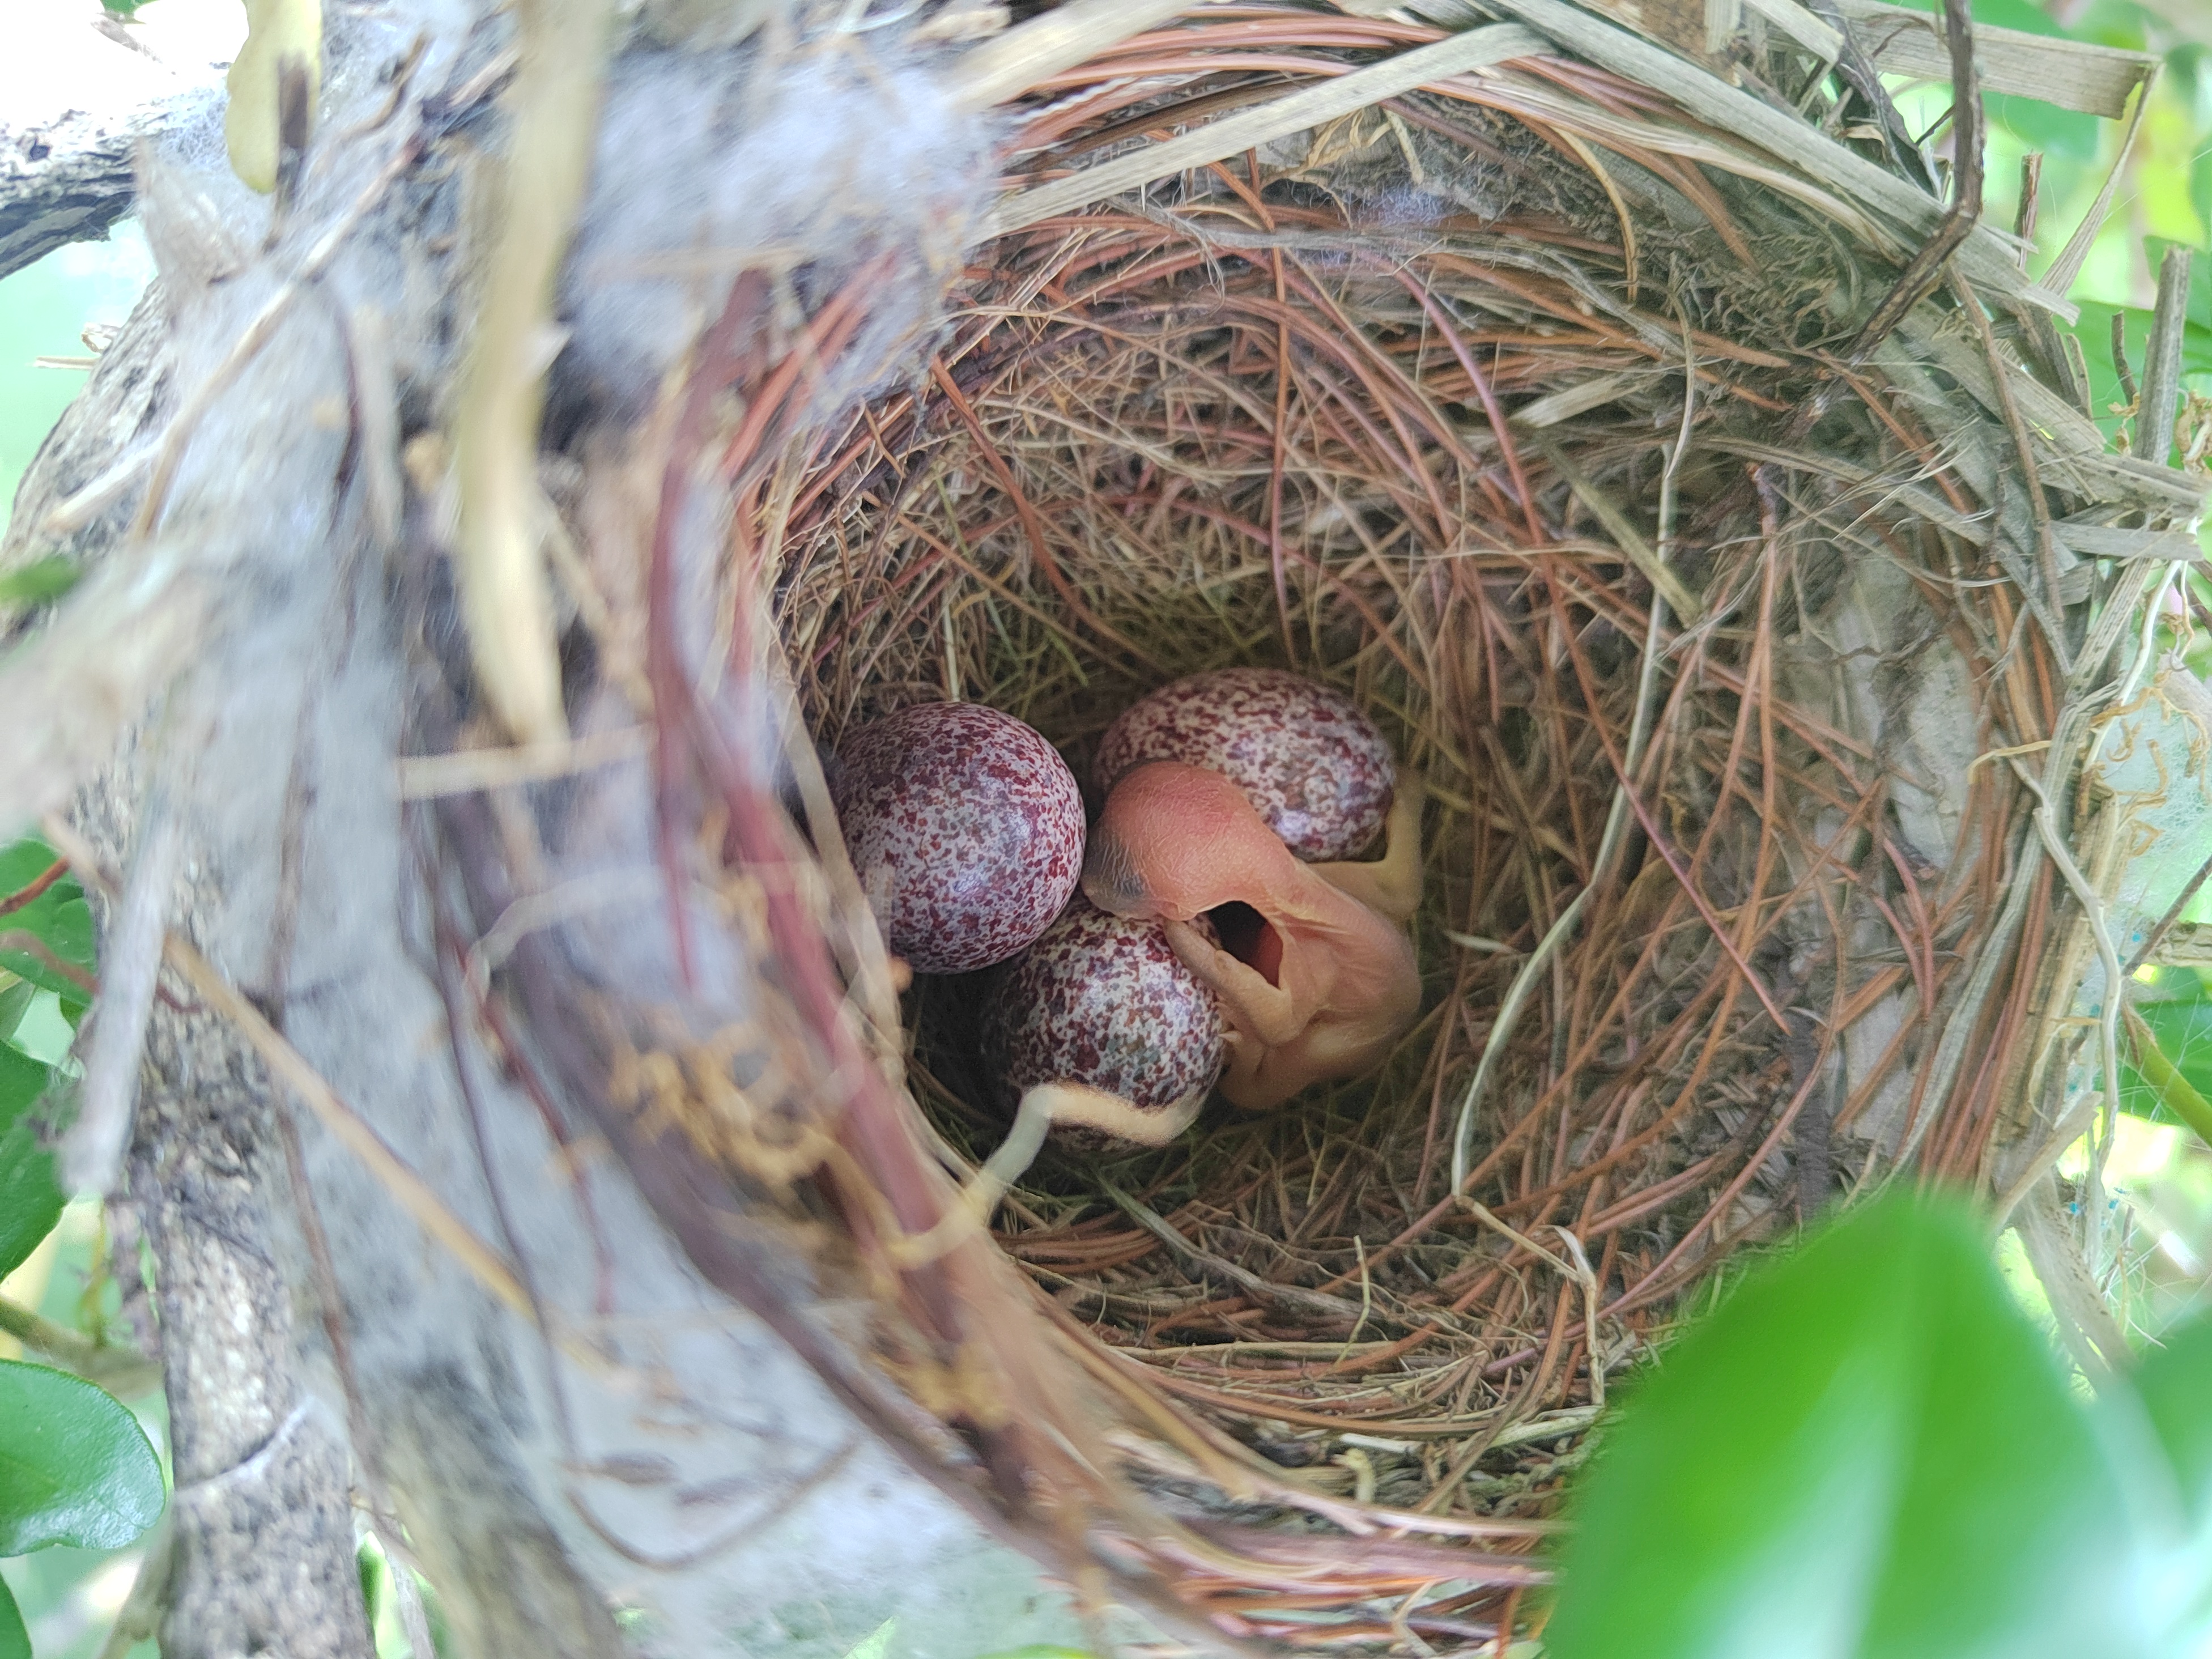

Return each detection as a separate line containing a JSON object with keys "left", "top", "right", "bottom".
{"left": 134, "top": 1126, "right": 372, "bottom": 1659}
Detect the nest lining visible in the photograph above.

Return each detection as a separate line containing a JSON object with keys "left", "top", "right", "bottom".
{"left": 750, "top": 16, "right": 1954, "bottom": 1520}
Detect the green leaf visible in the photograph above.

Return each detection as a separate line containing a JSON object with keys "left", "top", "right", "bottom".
{"left": 357, "top": 1538, "right": 383, "bottom": 1630}
{"left": 1990, "top": 94, "right": 2099, "bottom": 160}
{"left": 0, "top": 1042, "right": 42, "bottom": 1123}
{"left": 2133, "top": 1315, "right": 2212, "bottom": 1529}
{"left": 1546, "top": 1194, "right": 2142, "bottom": 1659}
{"left": 0, "top": 557, "right": 79, "bottom": 607}
{"left": 0, "top": 898, "right": 93, "bottom": 1001}
{"left": 0, "top": 982, "right": 30, "bottom": 1045}
{"left": 0, "top": 1360, "right": 163, "bottom": 1555}
{"left": 1966, "top": 0, "right": 2065, "bottom": 39}
{"left": 2121, "top": 1316, "right": 2212, "bottom": 1648}
{"left": 0, "top": 1042, "right": 61, "bottom": 1279}
{"left": 0, "top": 842, "right": 94, "bottom": 1002}
{"left": 2060, "top": 296, "right": 2212, "bottom": 453}
{"left": 0, "top": 845, "right": 59, "bottom": 904}
{"left": 2121, "top": 999, "right": 2212, "bottom": 1133}
{"left": 0, "top": 1574, "right": 26, "bottom": 1659}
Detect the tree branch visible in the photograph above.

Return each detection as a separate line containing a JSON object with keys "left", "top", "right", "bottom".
{"left": 0, "top": 2, "right": 228, "bottom": 280}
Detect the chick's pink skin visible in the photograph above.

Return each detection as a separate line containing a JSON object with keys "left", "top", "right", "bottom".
{"left": 1095, "top": 668, "right": 1394, "bottom": 862}
{"left": 1309, "top": 785, "right": 1424, "bottom": 925}
{"left": 1082, "top": 760, "right": 1422, "bottom": 1112}
{"left": 829, "top": 703, "right": 1084, "bottom": 974}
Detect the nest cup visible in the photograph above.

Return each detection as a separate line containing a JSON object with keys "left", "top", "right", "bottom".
{"left": 560, "top": 4, "right": 2192, "bottom": 1645}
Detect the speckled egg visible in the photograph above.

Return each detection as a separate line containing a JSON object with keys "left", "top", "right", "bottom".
{"left": 980, "top": 896, "right": 1224, "bottom": 1144}
{"left": 1095, "top": 667, "right": 1394, "bottom": 862}
{"left": 828, "top": 702, "right": 1084, "bottom": 975}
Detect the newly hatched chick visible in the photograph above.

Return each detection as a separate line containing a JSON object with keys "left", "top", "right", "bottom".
{"left": 1083, "top": 761, "right": 1423, "bottom": 1112}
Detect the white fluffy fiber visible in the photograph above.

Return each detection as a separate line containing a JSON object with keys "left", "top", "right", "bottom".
{"left": 564, "top": 37, "right": 997, "bottom": 412}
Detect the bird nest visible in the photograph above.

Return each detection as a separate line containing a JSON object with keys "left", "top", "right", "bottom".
{"left": 449, "top": 2, "right": 2196, "bottom": 1649}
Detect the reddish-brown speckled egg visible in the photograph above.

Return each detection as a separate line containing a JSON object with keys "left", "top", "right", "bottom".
{"left": 980, "top": 896, "right": 1224, "bottom": 1147}
{"left": 828, "top": 702, "right": 1084, "bottom": 975}
{"left": 1095, "top": 667, "right": 1394, "bottom": 862}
